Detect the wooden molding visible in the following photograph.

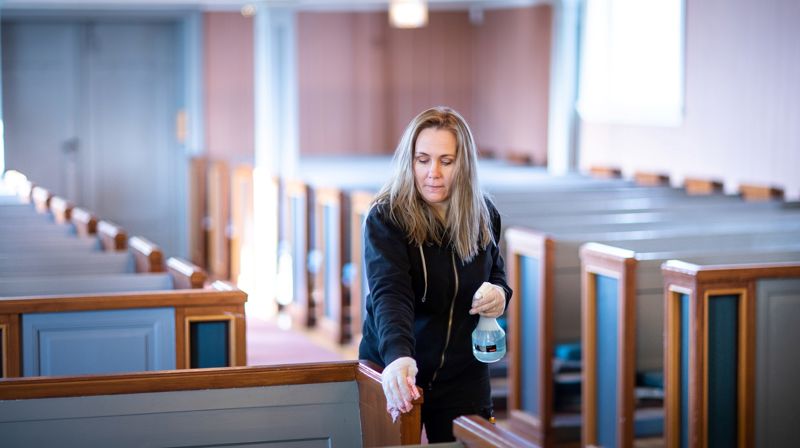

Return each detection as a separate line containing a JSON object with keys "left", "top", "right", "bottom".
{"left": 357, "top": 360, "right": 423, "bottom": 446}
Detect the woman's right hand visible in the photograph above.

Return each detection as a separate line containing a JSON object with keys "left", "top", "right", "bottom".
{"left": 381, "top": 356, "right": 420, "bottom": 415}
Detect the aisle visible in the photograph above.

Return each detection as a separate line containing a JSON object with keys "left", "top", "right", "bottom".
{"left": 246, "top": 310, "right": 358, "bottom": 366}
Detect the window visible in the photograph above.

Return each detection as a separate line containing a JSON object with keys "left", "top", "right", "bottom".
{"left": 577, "top": 0, "right": 685, "bottom": 126}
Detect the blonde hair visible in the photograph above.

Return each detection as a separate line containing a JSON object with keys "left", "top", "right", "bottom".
{"left": 373, "top": 106, "right": 493, "bottom": 262}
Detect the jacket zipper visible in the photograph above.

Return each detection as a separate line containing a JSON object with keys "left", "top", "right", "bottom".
{"left": 429, "top": 250, "right": 459, "bottom": 389}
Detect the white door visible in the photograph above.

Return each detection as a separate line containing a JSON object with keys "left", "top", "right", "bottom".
{"left": 2, "top": 19, "right": 183, "bottom": 257}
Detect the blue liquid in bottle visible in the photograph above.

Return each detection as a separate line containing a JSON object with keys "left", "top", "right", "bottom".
{"left": 472, "top": 316, "right": 506, "bottom": 363}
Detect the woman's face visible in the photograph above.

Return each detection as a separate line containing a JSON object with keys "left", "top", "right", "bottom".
{"left": 414, "top": 127, "right": 457, "bottom": 217}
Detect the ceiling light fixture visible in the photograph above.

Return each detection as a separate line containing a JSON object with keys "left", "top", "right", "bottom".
{"left": 389, "top": 0, "right": 429, "bottom": 29}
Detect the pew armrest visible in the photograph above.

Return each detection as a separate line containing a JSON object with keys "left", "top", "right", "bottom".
{"left": 129, "top": 236, "right": 165, "bottom": 273}
{"left": 49, "top": 196, "right": 74, "bottom": 224}
{"left": 71, "top": 207, "right": 98, "bottom": 236}
{"left": 31, "top": 186, "right": 52, "bottom": 213}
{"left": 168, "top": 257, "right": 208, "bottom": 289}
{"left": 98, "top": 220, "right": 128, "bottom": 251}
{"left": 357, "top": 360, "right": 423, "bottom": 447}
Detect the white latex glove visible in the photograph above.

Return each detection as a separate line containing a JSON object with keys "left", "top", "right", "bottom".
{"left": 469, "top": 281, "right": 506, "bottom": 318}
{"left": 381, "top": 356, "right": 420, "bottom": 416}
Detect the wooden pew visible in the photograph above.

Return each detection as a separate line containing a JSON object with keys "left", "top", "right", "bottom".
{"left": 283, "top": 178, "right": 315, "bottom": 327}
{"left": 0, "top": 257, "right": 247, "bottom": 378}
{"left": 504, "top": 223, "right": 800, "bottom": 446}
{"left": 0, "top": 361, "right": 422, "bottom": 447}
{"left": 580, "top": 243, "right": 800, "bottom": 447}
{"left": 313, "top": 186, "right": 352, "bottom": 344}
{"left": 662, "top": 260, "right": 800, "bottom": 448}
{"left": 206, "top": 159, "right": 231, "bottom": 280}
{"left": 349, "top": 190, "right": 376, "bottom": 345}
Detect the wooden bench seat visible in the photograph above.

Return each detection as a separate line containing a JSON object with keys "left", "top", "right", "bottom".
{"left": 0, "top": 361, "right": 422, "bottom": 447}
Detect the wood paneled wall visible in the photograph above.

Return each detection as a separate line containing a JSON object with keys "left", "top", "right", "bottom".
{"left": 297, "top": 5, "right": 552, "bottom": 162}
{"left": 204, "top": 12, "right": 255, "bottom": 163}
{"left": 579, "top": 0, "right": 800, "bottom": 199}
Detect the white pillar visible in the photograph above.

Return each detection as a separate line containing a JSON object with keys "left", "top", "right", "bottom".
{"left": 253, "top": 3, "right": 299, "bottom": 316}
{"left": 547, "top": 0, "right": 583, "bottom": 175}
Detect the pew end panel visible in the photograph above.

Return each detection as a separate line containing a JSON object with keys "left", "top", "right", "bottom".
{"left": 98, "top": 219, "right": 128, "bottom": 251}
{"left": 662, "top": 260, "right": 800, "bottom": 448}
{"left": 349, "top": 190, "right": 375, "bottom": 345}
{"left": 229, "top": 163, "right": 255, "bottom": 286}
{"left": 453, "top": 415, "right": 538, "bottom": 448}
{"left": 167, "top": 256, "right": 208, "bottom": 289}
{"left": 580, "top": 243, "right": 639, "bottom": 448}
{"left": 71, "top": 206, "right": 98, "bottom": 236}
{"left": 0, "top": 361, "right": 422, "bottom": 447}
{"left": 206, "top": 159, "right": 231, "bottom": 280}
{"left": 285, "top": 179, "right": 316, "bottom": 328}
{"left": 357, "top": 360, "right": 424, "bottom": 446}
{"left": 188, "top": 156, "right": 208, "bottom": 268}
{"left": 314, "top": 186, "right": 350, "bottom": 345}
{"left": 504, "top": 227, "right": 556, "bottom": 445}
{"left": 0, "top": 314, "right": 20, "bottom": 378}
{"left": 49, "top": 196, "right": 74, "bottom": 225}
{"left": 31, "top": 186, "right": 53, "bottom": 214}
{"left": 129, "top": 236, "right": 165, "bottom": 273}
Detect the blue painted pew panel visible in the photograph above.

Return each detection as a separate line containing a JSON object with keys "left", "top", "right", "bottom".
{"left": 22, "top": 307, "right": 175, "bottom": 376}
{"left": 0, "top": 382, "right": 362, "bottom": 447}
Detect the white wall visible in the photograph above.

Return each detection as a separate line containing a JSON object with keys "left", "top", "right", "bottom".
{"left": 579, "top": 0, "right": 800, "bottom": 199}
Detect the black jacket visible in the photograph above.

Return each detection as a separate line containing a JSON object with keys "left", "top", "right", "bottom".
{"left": 358, "top": 200, "right": 512, "bottom": 409}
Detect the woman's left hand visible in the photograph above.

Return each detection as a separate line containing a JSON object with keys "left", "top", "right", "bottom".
{"left": 469, "top": 282, "right": 506, "bottom": 317}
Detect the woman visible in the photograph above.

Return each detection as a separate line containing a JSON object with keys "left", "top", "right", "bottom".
{"left": 359, "top": 106, "right": 512, "bottom": 442}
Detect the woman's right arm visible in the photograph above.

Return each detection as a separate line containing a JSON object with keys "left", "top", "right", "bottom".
{"left": 364, "top": 207, "right": 416, "bottom": 365}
